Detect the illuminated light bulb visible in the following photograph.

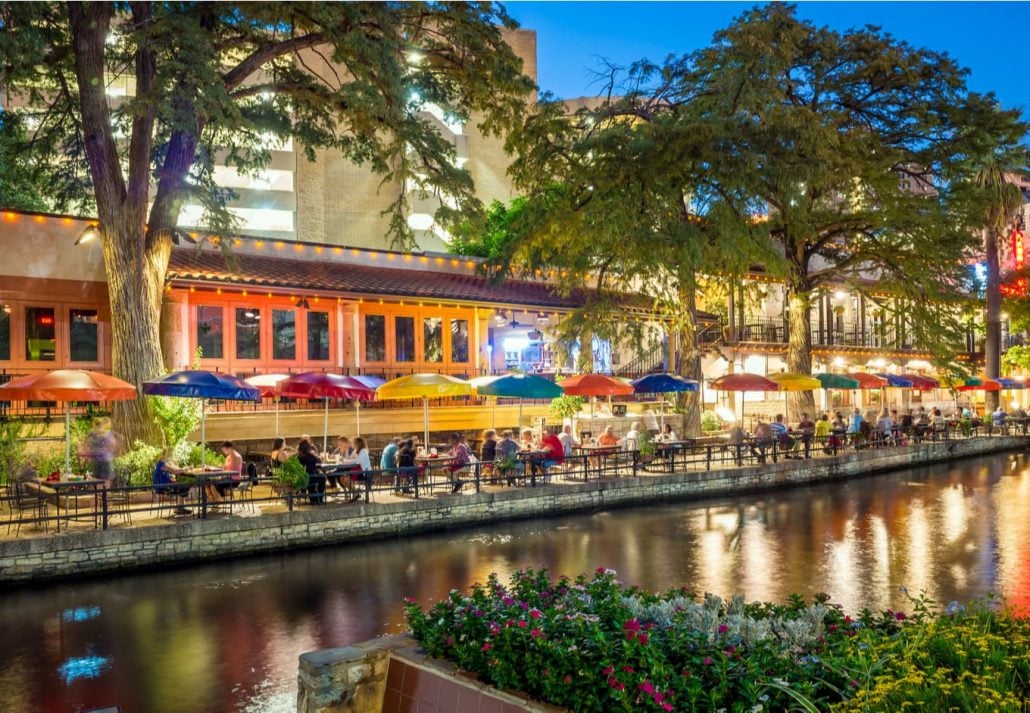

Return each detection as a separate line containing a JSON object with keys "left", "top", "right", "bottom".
{"left": 435, "top": 257, "right": 444, "bottom": 265}
{"left": 450, "top": 259, "right": 459, "bottom": 267}
{"left": 369, "top": 252, "right": 378, "bottom": 259}
{"left": 315, "top": 246, "right": 323, "bottom": 254}
{"left": 275, "top": 242, "right": 284, "bottom": 250}
{"left": 465, "top": 261, "right": 474, "bottom": 269}
{"left": 352, "top": 249, "right": 360, "bottom": 256}
{"left": 420, "top": 256, "right": 429, "bottom": 263}
{"left": 34, "top": 216, "right": 45, "bottom": 224}
{"left": 216, "top": 288, "right": 222, "bottom": 295}
{"left": 404, "top": 255, "right": 412, "bottom": 262}
{"left": 293, "top": 244, "right": 304, "bottom": 252}
{"left": 189, "top": 286, "right": 196, "bottom": 293}
{"left": 255, "top": 241, "right": 264, "bottom": 248}
{"left": 387, "top": 254, "right": 395, "bottom": 261}
{"left": 242, "top": 290, "right": 248, "bottom": 297}
{"left": 3, "top": 212, "right": 15, "bottom": 221}
{"left": 333, "top": 247, "right": 342, "bottom": 254}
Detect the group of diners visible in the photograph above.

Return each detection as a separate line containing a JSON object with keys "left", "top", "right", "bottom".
{"left": 153, "top": 440, "right": 247, "bottom": 513}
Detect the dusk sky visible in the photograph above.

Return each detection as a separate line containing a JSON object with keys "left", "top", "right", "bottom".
{"left": 506, "top": 2, "right": 1030, "bottom": 117}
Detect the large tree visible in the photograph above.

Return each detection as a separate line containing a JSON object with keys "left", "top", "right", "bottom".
{"left": 688, "top": 4, "right": 1025, "bottom": 417}
{"left": 0, "top": 2, "right": 532, "bottom": 441}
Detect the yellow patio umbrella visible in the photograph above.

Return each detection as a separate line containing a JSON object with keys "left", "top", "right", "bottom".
{"left": 376, "top": 373, "right": 472, "bottom": 447}
{"left": 768, "top": 372, "right": 821, "bottom": 420}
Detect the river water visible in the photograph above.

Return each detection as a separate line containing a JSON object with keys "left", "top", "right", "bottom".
{"left": 3, "top": 452, "right": 1030, "bottom": 713}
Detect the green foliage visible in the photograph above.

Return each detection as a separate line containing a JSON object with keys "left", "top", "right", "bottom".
{"left": 405, "top": 569, "right": 1030, "bottom": 713}
{"left": 150, "top": 395, "right": 202, "bottom": 449}
{"left": 179, "top": 443, "right": 222, "bottom": 469}
{"left": 0, "top": 115, "right": 50, "bottom": 211}
{"left": 549, "top": 394, "right": 585, "bottom": 422}
{"left": 0, "top": 419, "right": 45, "bottom": 484}
{"left": 273, "top": 456, "right": 309, "bottom": 490}
{"left": 635, "top": 430, "right": 654, "bottom": 457}
{"left": 700, "top": 410, "right": 723, "bottom": 433}
{"left": 1002, "top": 344, "right": 1030, "bottom": 374}
{"left": 114, "top": 440, "right": 163, "bottom": 487}
{"left": 449, "top": 198, "right": 528, "bottom": 259}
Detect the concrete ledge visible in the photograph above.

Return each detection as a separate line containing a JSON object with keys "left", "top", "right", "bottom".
{"left": 1, "top": 436, "right": 1024, "bottom": 584}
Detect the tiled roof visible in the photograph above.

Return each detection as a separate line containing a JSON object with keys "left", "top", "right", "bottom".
{"left": 168, "top": 248, "right": 587, "bottom": 309}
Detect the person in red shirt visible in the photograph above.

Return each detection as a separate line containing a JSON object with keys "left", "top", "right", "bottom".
{"left": 540, "top": 427, "right": 564, "bottom": 482}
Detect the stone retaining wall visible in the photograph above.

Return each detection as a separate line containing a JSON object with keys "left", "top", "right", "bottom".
{"left": 1, "top": 436, "right": 1024, "bottom": 584}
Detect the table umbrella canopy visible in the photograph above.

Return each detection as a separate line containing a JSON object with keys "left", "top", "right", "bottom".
{"left": 898, "top": 374, "right": 940, "bottom": 389}
{"left": 0, "top": 370, "right": 137, "bottom": 474}
{"left": 939, "top": 376, "right": 984, "bottom": 389}
{"left": 377, "top": 373, "right": 471, "bottom": 447}
{"left": 995, "top": 377, "right": 1026, "bottom": 390}
{"left": 470, "top": 374, "right": 564, "bottom": 399}
{"left": 710, "top": 373, "right": 779, "bottom": 391}
{"left": 767, "top": 373, "right": 821, "bottom": 391}
{"left": 0, "top": 370, "right": 137, "bottom": 402}
{"left": 813, "top": 373, "right": 861, "bottom": 390}
{"left": 559, "top": 373, "right": 635, "bottom": 396}
{"left": 351, "top": 375, "right": 387, "bottom": 389}
{"left": 142, "top": 370, "right": 260, "bottom": 401}
{"left": 846, "top": 372, "right": 889, "bottom": 389}
{"left": 956, "top": 377, "right": 1003, "bottom": 392}
{"left": 278, "top": 373, "right": 375, "bottom": 401}
{"left": 630, "top": 373, "right": 700, "bottom": 393}
{"left": 875, "top": 373, "right": 914, "bottom": 388}
{"left": 243, "top": 373, "right": 290, "bottom": 399}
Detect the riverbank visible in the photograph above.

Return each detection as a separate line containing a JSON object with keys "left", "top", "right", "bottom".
{"left": 1, "top": 435, "right": 1025, "bottom": 585}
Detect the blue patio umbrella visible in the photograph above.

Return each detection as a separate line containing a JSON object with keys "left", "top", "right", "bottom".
{"left": 350, "top": 376, "right": 387, "bottom": 436}
{"left": 875, "top": 373, "right": 913, "bottom": 388}
{"left": 143, "top": 371, "right": 260, "bottom": 465}
{"left": 631, "top": 373, "right": 699, "bottom": 429}
{"left": 996, "top": 377, "right": 1025, "bottom": 390}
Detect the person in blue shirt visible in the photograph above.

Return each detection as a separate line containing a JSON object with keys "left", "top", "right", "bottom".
{"left": 769, "top": 414, "right": 797, "bottom": 456}
{"left": 153, "top": 449, "right": 192, "bottom": 515}
{"left": 380, "top": 437, "right": 401, "bottom": 472}
{"left": 848, "top": 408, "right": 865, "bottom": 434}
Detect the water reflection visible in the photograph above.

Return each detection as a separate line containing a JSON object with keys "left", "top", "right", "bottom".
{"left": 1, "top": 453, "right": 1030, "bottom": 712}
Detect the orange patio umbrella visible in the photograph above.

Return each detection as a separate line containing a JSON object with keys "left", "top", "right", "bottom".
{"left": 710, "top": 372, "right": 779, "bottom": 426}
{"left": 559, "top": 373, "right": 634, "bottom": 424}
{"left": 0, "top": 369, "right": 137, "bottom": 473}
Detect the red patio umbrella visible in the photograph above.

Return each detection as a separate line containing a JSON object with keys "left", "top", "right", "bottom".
{"left": 710, "top": 373, "right": 779, "bottom": 427}
{"left": 559, "top": 374, "right": 635, "bottom": 396}
{"left": 898, "top": 374, "right": 939, "bottom": 390}
{"left": 956, "top": 378, "right": 1003, "bottom": 392}
{"left": 278, "top": 373, "right": 375, "bottom": 451}
{"left": 0, "top": 369, "right": 137, "bottom": 473}
{"left": 846, "top": 372, "right": 889, "bottom": 389}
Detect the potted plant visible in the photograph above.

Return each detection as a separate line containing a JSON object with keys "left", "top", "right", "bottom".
{"left": 273, "top": 456, "right": 309, "bottom": 495}
{"left": 636, "top": 430, "right": 656, "bottom": 465}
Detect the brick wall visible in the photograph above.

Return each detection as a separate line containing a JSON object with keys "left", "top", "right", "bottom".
{"left": 0, "top": 436, "right": 1023, "bottom": 585}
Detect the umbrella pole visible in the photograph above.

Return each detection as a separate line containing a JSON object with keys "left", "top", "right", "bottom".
{"left": 519, "top": 400, "right": 524, "bottom": 429}
{"left": 323, "top": 398, "right": 329, "bottom": 454}
{"left": 275, "top": 398, "right": 280, "bottom": 439}
{"left": 423, "top": 397, "right": 429, "bottom": 449}
{"left": 65, "top": 403, "right": 71, "bottom": 474}
{"left": 355, "top": 400, "right": 361, "bottom": 437}
{"left": 492, "top": 398, "right": 496, "bottom": 430}
{"left": 201, "top": 399, "right": 207, "bottom": 467}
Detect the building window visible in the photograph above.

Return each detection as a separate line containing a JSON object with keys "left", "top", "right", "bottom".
{"left": 364, "top": 315, "right": 386, "bottom": 362}
{"left": 272, "top": 309, "right": 296, "bottom": 360}
{"left": 307, "top": 311, "right": 330, "bottom": 361}
{"left": 69, "top": 309, "right": 99, "bottom": 362}
{"left": 25, "top": 307, "right": 56, "bottom": 362}
{"left": 196, "top": 306, "right": 224, "bottom": 359}
{"left": 451, "top": 319, "right": 469, "bottom": 363}
{"left": 235, "top": 307, "right": 261, "bottom": 360}
{"left": 423, "top": 317, "right": 443, "bottom": 363}
{"left": 395, "top": 316, "right": 415, "bottom": 362}
{"left": 0, "top": 304, "right": 10, "bottom": 361}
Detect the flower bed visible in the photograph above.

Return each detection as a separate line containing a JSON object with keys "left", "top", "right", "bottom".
{"left": 404, "top": 569, "right": 1030, "bottom": 712}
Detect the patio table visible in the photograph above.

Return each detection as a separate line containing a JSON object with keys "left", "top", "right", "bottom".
{"left": 33, "top": 477, "right": 105, "bottom": 532}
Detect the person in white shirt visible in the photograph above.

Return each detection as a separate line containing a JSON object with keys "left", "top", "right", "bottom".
{"left": 558, "top": 424, "right": 580, "bottom": 457}
{"left": 656, "top": 423, "right": 678, "bottom": 442}
{"left": 621, "top": 421, "right": 642, "bottom": 450}
{"left": 340, "top": 436, "right": 371, "bottom": 502}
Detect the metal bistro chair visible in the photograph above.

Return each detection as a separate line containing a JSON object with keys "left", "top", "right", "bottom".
{"left": 233, "top": 462, "right": 259, "bottom": 513}
{"left": 5, "top": 480, "right": 50, "bottom": 536}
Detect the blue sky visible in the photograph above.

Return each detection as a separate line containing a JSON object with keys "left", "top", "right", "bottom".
{"left": 506, "top": 2, "right": 1029, "bottom": 117}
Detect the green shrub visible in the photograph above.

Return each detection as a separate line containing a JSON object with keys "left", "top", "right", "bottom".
{"left": 274, "top": 456, "right": 309, "bottom": 490}
{"left": 114, "top": 441, "right": 162, "bottom": 486}
{"left": 549, "top": 394, "right": 585, "bottom": 422}
{"left": 405, "top": 569, "right": 1030, "bottom": 713}
{"left": 700, "top": 410, "right": 723, "bottom": 433}
{"left": 0, "top": 419, "right": 45, "bottom": 484}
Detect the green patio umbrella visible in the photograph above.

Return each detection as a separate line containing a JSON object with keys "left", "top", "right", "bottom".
{"left": 813, "top": 373, "right": 861, "bottom": 390}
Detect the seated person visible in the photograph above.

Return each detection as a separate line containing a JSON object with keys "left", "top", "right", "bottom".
{"left": 208, "top": 441, "right": 243, "bottom": 501}
{"left": 444, "top": 432, "right": 471, "bottom": 493}
{"left": 339, "top": 437, "right": 371, "bottom": 502}
{"left": 621, "top": 421, "right": 643, "bottom": 451}
{"left": 297, "top": 441, "right": 326, "bottom": 504}
{"left": 655, "top": 423, "right": 678, "bottom": 443}
{"left": 796, "top": 413, "right": 815, "bottom": 457}
{"left": 519, "top": 428, "right": 536, "bottom": 451}
{"left": 814, "top": 413, "right": 831, "bottom": 452}
{"left": 327, "top": 435, "right": 357, "bottom": 490}
{"left": 751, "top": 419, "right": 774, "bottom": 462}
{"left": 875, "top": 410, "right": 894, "bottom": 442}
{"left": 395, "top": 438, "right": 418, "bottom": 493}
{"left": 769, "top": 414, "right": 796, "bottom": 455}
{"left": 270, "top": 437, "right": 295, "bottom": 466}
{"left": 539, "top": 427, "right": 564, "bottom": 481}
{"left": 153, "top": 449, "right": 192, "bottom": 514}
{"left": 596, "top": 426, "right": 620, "bottom": 448}
{"left": 480, "top": 429, "right": 498, "bottom": 464}
{"left": 380, "top": 437, "right": 401, "bottom": 473}
{"left": 495, "top": 430, "right": 521, "bottom": 484}
{"left": 992, "top": 406, "right": 1007, "bottom": 431}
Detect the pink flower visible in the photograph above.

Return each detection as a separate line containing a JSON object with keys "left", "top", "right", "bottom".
{"left": 621, "top": 665, "right": 635, "bottom": 674}
{"left": 702, "top": 657, "right": 714, "bottom": 666}
{"left": 607, "top": 677, "right": 625, "bottom": 691}
{"left": 445, "top": 637, "right": 454, "bottom": 647}
{"left": 623, "top": 618, "right": 642, "bottom": 632}
{"left": 480, "top": 643, "right": 492, "bottom": 652}
{"left": 661, "top": 703, "right": 673, "bottom": 712}
{"left": 517, "top": 620, "right": 527, "bottom": 629}
{"left": 602, "top": 666, "right": 614, "bottom": 675}
{"left": 529, "top": 609, "right": 542, "bottom": 620}
{"left": 403, "top": 597, "right": 415, "bottom": 605}
{"left": 489, "top": 624, "right": 500, "bottom": 635}
{"left": 562, "top": 675, "right": 572, "bottom": 684}
{"left": 530, "top": 628, "right": 544, "bottom": 639}
{"left": 895, "top": 611, "right": 906, "bottom": 621}
{"left": 638, "top": 633, "right": 649, "bottom": 645}
{"left": 502, "top": 596, "right": 515, "bottom": 606}
{"left": 595, "top": 566, "right": 607, "bottom": 574}
{"left": 717, "top": 624, "right": 729, "bottom": 634}
{"left": 640, "top": 681, "right": 656, "bottom": 695}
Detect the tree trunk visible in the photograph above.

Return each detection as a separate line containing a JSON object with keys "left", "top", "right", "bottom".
{"left": 786, "top": 286, "right": 816, "bottom": 421}
{"left": 577, "top": 328, "right": 594, "bottom": 373}
{"left": 675, "top": 285, "right": 702, "bottom": 437}
{"left": 985, "top": 226, "right": 1002, "bottom": 413}
{"left": 103, "top": 216, "right": 171, "bottom": 445}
